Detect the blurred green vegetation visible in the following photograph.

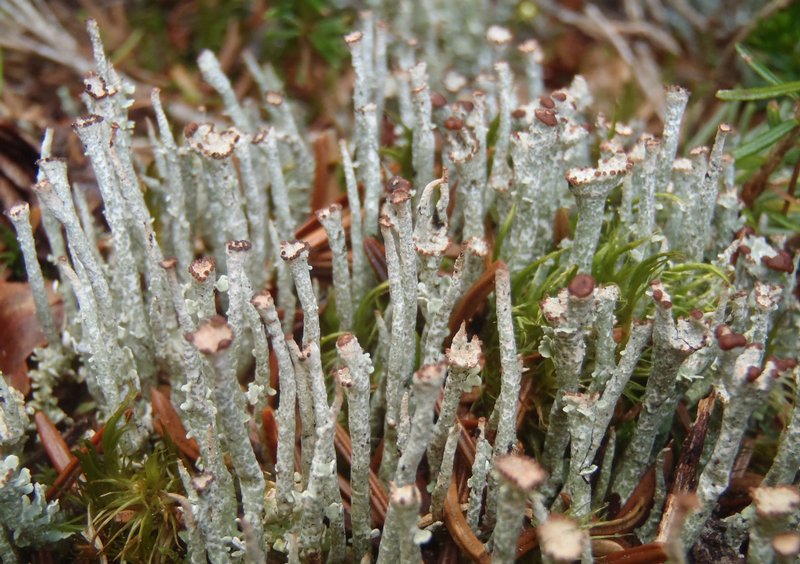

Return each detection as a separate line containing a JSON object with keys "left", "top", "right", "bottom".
{"left": 262, "top": 0, "right": 353, "bottom": 82}
{"left": 122, "top": 0, "right": 353, "bottom": 88}
{"left": 126, "top": 1, "right": 251, "bottom": 72}
{"left": 743, "top": 2, "right": 800, "bottom": 80}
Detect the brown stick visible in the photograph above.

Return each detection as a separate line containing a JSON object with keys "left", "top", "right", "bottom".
{"left": 34, "top": 411, "right": 74, "bottom": 473}
{"left": 45, "top": 420, "right": 108, "bottom": 501}
{"left": 151, "top": 388, "right": 200, "bottom": 461}
{"left": 447, "top": 260, "right": 503, "bottom": 339}
{"left": 782, "top": 150, "right": 800, "bottom": 215}
{"left": 261, "top": 406, "right": 279, "bottom": 465}
{"left": 656, "top": 392, "right": 716, "bottom": 543}
{"left": 443, "top": 481, "right": 491, "bottom": 563}
{"left": 602, "top": 542, "right": 668, "bottom": 563}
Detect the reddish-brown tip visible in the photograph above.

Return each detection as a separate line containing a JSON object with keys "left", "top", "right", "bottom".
{"left": 534, "top": 108, "right": 558, "bottom": 127}
{"left": 762, "top": 250, "right": 794, "bottom": 273}
{"left": 718, "top": 332, "right": 747, "bottom": 351}
{"left": 568, "top": 274, "right": 595, "bottom": 298}
{"left": 444, "top": 116, "right": 464, "bottom": 130}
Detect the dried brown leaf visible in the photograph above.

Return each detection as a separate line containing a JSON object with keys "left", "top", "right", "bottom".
{"left": 0, "top": 280, "right": 62, "bottom": 394}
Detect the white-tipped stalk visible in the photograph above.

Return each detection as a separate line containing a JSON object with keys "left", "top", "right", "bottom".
{"left": 492, "top": 455, "right": 547, "bottom": 564}
{"left": 588, "top": 285, "right": 620, "bottom": 393}
{"left": 655, "top": 86, "right": 689, "bottom": 192}
{"left": 188, "top": 257, "right": 217, "bottom": 322}
{"left": 346, "top": 30, "right": 369, "bottom": 110}
{"left": 539, "top": 274, "right": 597, "bottom": 489}
{"left": 395, "top": 362, "right": 447, "bottom": 486}
{"left": 538, "top": 514, "right": 588, "bottom": 564}
{"left": 356, "top": 103, "right": 383, "bottom": 236}
{"left": 70, "top": 185, "right": 100, "bottom": 272}
{"left": 747, "top": 486, "right": 800, "bottom": 563}
{"left": 185, "top": 124, "right": 249, "bottom": 244}
{"left": 634, "top": 138, "right": 661, "bottom": 241}
{"left": 489, "top": 62, "right": 513, "bottom": 199}
{"left": 391, "top": 484, "right": 424, "bottom": 564}
{"left": 563, "top": 391, "right": 599, "bottom": 520}
{"left": 410, "top": 63, "right": 435, "bottom": 194}
{"left": 151, "top": 88, "right": 193, "bottom": 275}
{"left": 299, "top": 387, "right": 344, "bottom": 561}
{"left": 428, "top": 324, "right": 481, "bottom": 474}
{"left": 74, "top": 116, "right": 148, "bottom": 338}
{"left": 566, "top": 152, "right": 631, "bottom": 272}
{"left": 254, "top": 128, "right": 294, "bottom": 240}
{"left": 176, "top": 462, "right": 229, "bottom": 564}
{"left": 518, "top": 39, "right": 544, "bottom": 100}
{"left": 685, "top": 124, "right": 731, "bottom": 260}
{"left": 413, "top": 172, "right": 450, "bottom": 294}
{"left": 186, "top": 317, "right": 267, "bottom": 557}
{"left": 507, "top": 123, "right": 557, "bottom": 271}
{"left": 378, "top": 362, "right": 446, "bottom": 563}
{"left": 317, "top": 204, "right": 353, "bottom": 331}
{"left": 379, "top": 213, "right": 407, "bottom": 480}
{"left": 654, "top": 85, "right": 690, "bottom": 193}
{"left": 280, "top": 240, "right": 319, "bottom": 349}
{"left": 198, "top": 50, "right": 251, "bottom": 132}
{"left": 374, "top": 20, "right": 389, "bottom": 124}
{"left": 340, "top": 140, "right": 369, "bottom": 303}
{"left": 420, "top": 253, "right": 466, "bottom": 365}
{"left": 233, "top": 134, "right": 269, "bottom": 288}
{"left": 35, "top": 133, "right": 71, "bottom": 292}
{"left": 293, "top": 341, "right": 346, "bottom": 558}
{"left": 335, "top": 333, "right": 374, "bottom": 560}
{"left": 450, "top": 122, "right": 484, "bottom": 242}
{"left": 614, "top": 282, "right": 706, "bottom": 502}
{"left": 225, "top": 241, "right": 273, "bottom": 412}
{"left": 166, "top": 272, "right": 238, "bottom": 541}
{"left": 7, "top": 203, "right": 59, "bottom": 346}
{"left": 287, "top": 338, "right": 316, "bottom": 484}
{"left": 430, "top": 420, "right": 461, "bottom": 521}
{"left": 56, "top": 258, "right": 118, "bottom": 412}
{"left": 251, "top": 292, "right": 297, "bottom": 513}
{"left": 395, "top": 38, "right": 417, "bottom": 129}
{"left": 242, "top": 51, "right": 284, "bottom": 93}
{"left": 263, "top": 91, "right": 314, "bottom": 188}
{"left": 491, "top": 265, "right": 522, "bottom": 457}
{"left": 682, "top": 350, "right": 776, "bottom": 547}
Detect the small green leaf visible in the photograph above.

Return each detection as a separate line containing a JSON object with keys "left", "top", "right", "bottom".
{"left": 717, "top": 81, "right": 800, "bottom": 101}
{"left": 655, "top": 192, "right": 685, "bottom": 204}
{"left": 493, "top": 203, "right": 517, "bottom": 260}
{"left": 665, "top": 262, "right": 731, "bottom": 284}
{"left": 766, "top": 101, "right": 783, "bottom": 127}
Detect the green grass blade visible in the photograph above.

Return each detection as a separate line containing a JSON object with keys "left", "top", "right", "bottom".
{"left": 731, "top": 119, "right": 798, "bottom": 159}
{"left": 734, "top": 44, "right": 784, "bottom": 87}
{"left": 717, "top": 81, "right": 800, "bottom": 101}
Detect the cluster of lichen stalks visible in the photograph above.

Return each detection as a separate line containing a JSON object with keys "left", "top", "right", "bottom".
{"left": 1, "top": 11, "right": 800, "bottom": 564}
